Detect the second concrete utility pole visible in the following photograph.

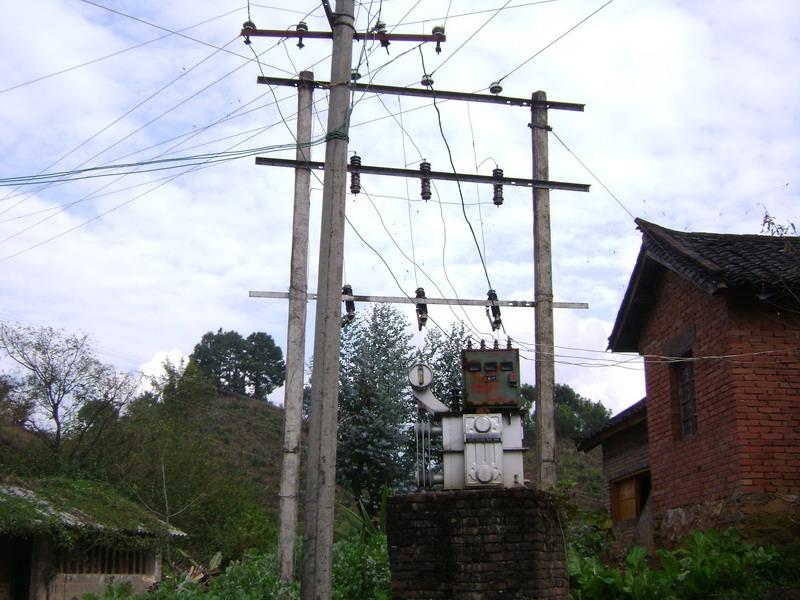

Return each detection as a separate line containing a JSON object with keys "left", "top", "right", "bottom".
{"left": 301, "top": 2, "right": 354, "bottom": 599}
{"left": 532, "top": 90, "right": 557, "bottom": 489}
{"left": 277, "top": 70, "right": 314, "bottom": 582}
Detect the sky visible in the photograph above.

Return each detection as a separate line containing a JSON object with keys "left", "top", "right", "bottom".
{"left": 0, "top": 0, "right": 797, "bottom": 415}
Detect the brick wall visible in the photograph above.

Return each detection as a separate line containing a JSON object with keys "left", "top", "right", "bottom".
{"left": 640, "top": 272, "right": 739, "bottom": 512}
{"left": 640, "top": 270, "right": 800, "bottom": 514}
{"left": 387, "top": 488, "right": 567, "bottom": 600}
{"left": 727, "top": 298, "right": 800, "bottom": 494}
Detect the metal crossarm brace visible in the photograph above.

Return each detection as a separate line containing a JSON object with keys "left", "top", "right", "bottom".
{"left": 241, "top": 28, "right": 445, "bottom": 44}
{"left": 249, "top": 291, "right": 588, "bottom": 310}
{"left": 256, "top": 76, "right": 585, "bottom": 111}
{"left": 254, "top": 156, "right": 590, "bottom": 193}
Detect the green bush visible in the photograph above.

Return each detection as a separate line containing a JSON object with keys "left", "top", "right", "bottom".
{"left": 568, "top": 528, "right": 785, "bottom": 600}
{"left": 85, "top": 534, "right": 391, "bottom": 600}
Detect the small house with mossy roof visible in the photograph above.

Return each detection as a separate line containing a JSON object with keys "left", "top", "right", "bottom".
{"left": 580, "top": 219, "right": 800, "bottom": 551}
{"left": 0, "top": 477, "right": 184, "bottom": 600}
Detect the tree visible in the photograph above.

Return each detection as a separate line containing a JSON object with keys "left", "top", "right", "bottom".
{"left": 336, "top": 305, "right": 416, "bottom": 510}
{"left": 419, "top": 321, "right": 471, "bottom": 406}
{"left": 190, "top": 329, "right": 285, "bottom": 400}
{"left": 0, "top": 323, "right": 138, "bottom": 465}
{"left": 521, "top": 383, "right": 611, "bottom": 443}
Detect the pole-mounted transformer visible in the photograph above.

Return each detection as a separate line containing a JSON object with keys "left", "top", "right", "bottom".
{"left": 410, "top": 341, "right": 525, "bottom": 489}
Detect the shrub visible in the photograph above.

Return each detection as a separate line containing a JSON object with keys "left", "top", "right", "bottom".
{"left": 569, "top": 528, "right": 783, "bottom": 600}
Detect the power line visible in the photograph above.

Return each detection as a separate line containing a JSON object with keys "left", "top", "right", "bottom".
{"left": 430, "top": 0, "right": 512, "bottom": 76}
{"left": 385, "top": 1, "right": 559, "bottom": 29}
{"left": 420, "top": 49, "right": 494, "bottom": 294}
{"left": 495, "top": 0, "right": 617, "bottom": 85}
{"left": 76, "top": 0, "right": 287, "bottom": 67}
{"left": 0, "top": 7, "right": 246, "bottom": 96}
{"left": 0, "top": 36, "right": 241, "bottom": 215}
{"left": 550, "top": 128, "right": 635, "bottom": 220}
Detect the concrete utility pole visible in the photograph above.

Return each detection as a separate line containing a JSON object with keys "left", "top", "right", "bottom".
{"left": 277, "top": 70, "right": 314, "bottom": 582}
{"left": 301, "top": 2, "right": 354, "bottom": 599}
{"left": 532, "top": 90, "right": 557, "bottom": 489}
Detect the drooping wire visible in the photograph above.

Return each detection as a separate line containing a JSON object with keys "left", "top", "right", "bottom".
{"left": 466, "top": 103, "right": 488, "bottom": 259}
{"left": 76, "top": 0, "right": 279, "bottom": 64}
{"left": 397, "top": 98, "right": 419, "bottom": 288}
{"left": 386, "top": 1, "right": 559, "bottom": 29}
{"left": 494, "top": 0, "right": 617, "bottom": 85}
{"left": 419, "top": 48, "right": 493, "bottom": 292}
{"left": 0, "top": 6, "right": 245, "bottom": 96}
{"left": 0, "top": 35, "right": 241, "bottom": 215}
{"left": 550, "top": 128, "right": 635, "bottom": 220}
{"left": 430, "top": 0, "right": 512, "bottom": 76}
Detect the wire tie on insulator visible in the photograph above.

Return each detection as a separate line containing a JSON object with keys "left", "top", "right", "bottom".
{"left": 419, "top": 160, "right": 432, "bottom": 201}
{"left": 351, "top": 69, "right": 362, "bottom": 82}
{"left": 421, "top": 74, "right": 434, "bottom": 88}
{"left": 415, "top": 287, "right": 428, "bottom": 331}
{"left": 492, "top": 167, "right": 504, "bottom": 206}
{"left": 341, "top": 284, "right": 356, "bottom": 327}
{"left": 489, "top": 80, "right": 503, "bottom": 95}
{"left": 486, "top": 289, "right": 502, "bottom": 331}
{"left": 480, "top": 339, "right": 487, "bottom": 350}
{"left": 242, "top": 20, "right": 256, "bottom": 45}
{"left": 349, "top": 154, "right": 361, "bottom": 195}
{"left": 432, "top": 25, "right": 445, "bottom": 54}
{"left": 296, "top": 21, "right": 308, "bottom": 49}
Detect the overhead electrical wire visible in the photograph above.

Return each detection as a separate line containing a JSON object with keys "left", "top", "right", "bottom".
{"left": 419, "top": 48, "right": 494, "bottom": 294}
{"left": 0, "top": 35, "right": 241, "bottom": 215}
{"left": 360, "top": 183, "right": 493, "bottom": 340}
{"left": 386, "top": 0, "right": 559, "bottom": 29}
{"left": 493, "top": 0, "right": 617, "bottom": 85}
{"left": 0, "top": 6, "right": 245, "bottom": 96}
{"left": 76, "top": 0, "right": 290, "bottom": 69}
{"left": 430, "top": 0, "right": 512, "bottom": 77}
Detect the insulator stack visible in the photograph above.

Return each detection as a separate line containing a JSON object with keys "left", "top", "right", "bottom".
{"left": 341, "top": 284, "right": 356, "bottom": 326}
{"left": 415, "top": 287, "right": 428, "bottom": 331}
{"left": 432, "top": 25, "right": 445, "bottom": 54}
{"left": 349, "top": 154, "right": 361, "bottom": 194}
{"left": 242, "top": 20, "right": 256, "bottom": 45}
{"left": 420, "top": 160, "right": 432, "bottom": 201}
{"left": 492, "top": 167, "right": 504, "bottom": 206}
{"left": 486, "top": 289, "right": 502, "bottom": 331}
{"left": 374, "top": 20, "right": 390, "bottom": 52}
{"left": 296, "top": 21, "right": 308, "bottom": 48}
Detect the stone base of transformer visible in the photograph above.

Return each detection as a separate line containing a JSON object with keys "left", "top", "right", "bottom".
{"left": 386, "top": 487, "right": 568, "bottom": 600}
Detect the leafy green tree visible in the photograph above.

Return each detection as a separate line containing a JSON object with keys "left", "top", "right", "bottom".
{"left": 521, "top": 383, "right": 611, "bottom": 443}
{"left": 419, "top": 322, "right": 471, "bottom": 405}
{"left": 190, "top": 329, "right": 285, "bottom": 400}
{"left": 336, "top": 305, "right": 415, "bottom": 511}
{"left": 0, "top": 323, "right": 138, "bottom": 466}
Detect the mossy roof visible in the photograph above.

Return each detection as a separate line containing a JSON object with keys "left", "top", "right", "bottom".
{"left": 0, "top": 477, "right": 185, "bottom": 546}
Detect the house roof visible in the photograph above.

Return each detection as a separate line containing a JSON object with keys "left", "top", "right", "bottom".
{"left": 577, "top": 397, "right": 647, "bottom": 452}
{"left": 609, "top": 219, "right": 800, "bottom": 351}
{"left": 0, "top": 477, "right": 185, "bottom": 546}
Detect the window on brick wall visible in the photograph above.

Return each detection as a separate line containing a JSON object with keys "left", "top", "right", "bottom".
{"left": 611, "top": 471, "right": 651, "bottom": 522}
{"left": 671, "top": 354, "right": 697, "bottom": 437}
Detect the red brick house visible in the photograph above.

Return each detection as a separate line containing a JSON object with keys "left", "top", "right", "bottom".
{"left": 581, "top": 219, "right": 800, "bottom": 548}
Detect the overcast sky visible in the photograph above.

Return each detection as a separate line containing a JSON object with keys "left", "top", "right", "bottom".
{"left": 1, "top": 0, "right": 797, "bottom": 414}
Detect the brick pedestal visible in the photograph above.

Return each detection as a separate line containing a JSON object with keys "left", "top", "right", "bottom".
{"left": 386, "top": 487, "right": 568, "bottom": 600}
